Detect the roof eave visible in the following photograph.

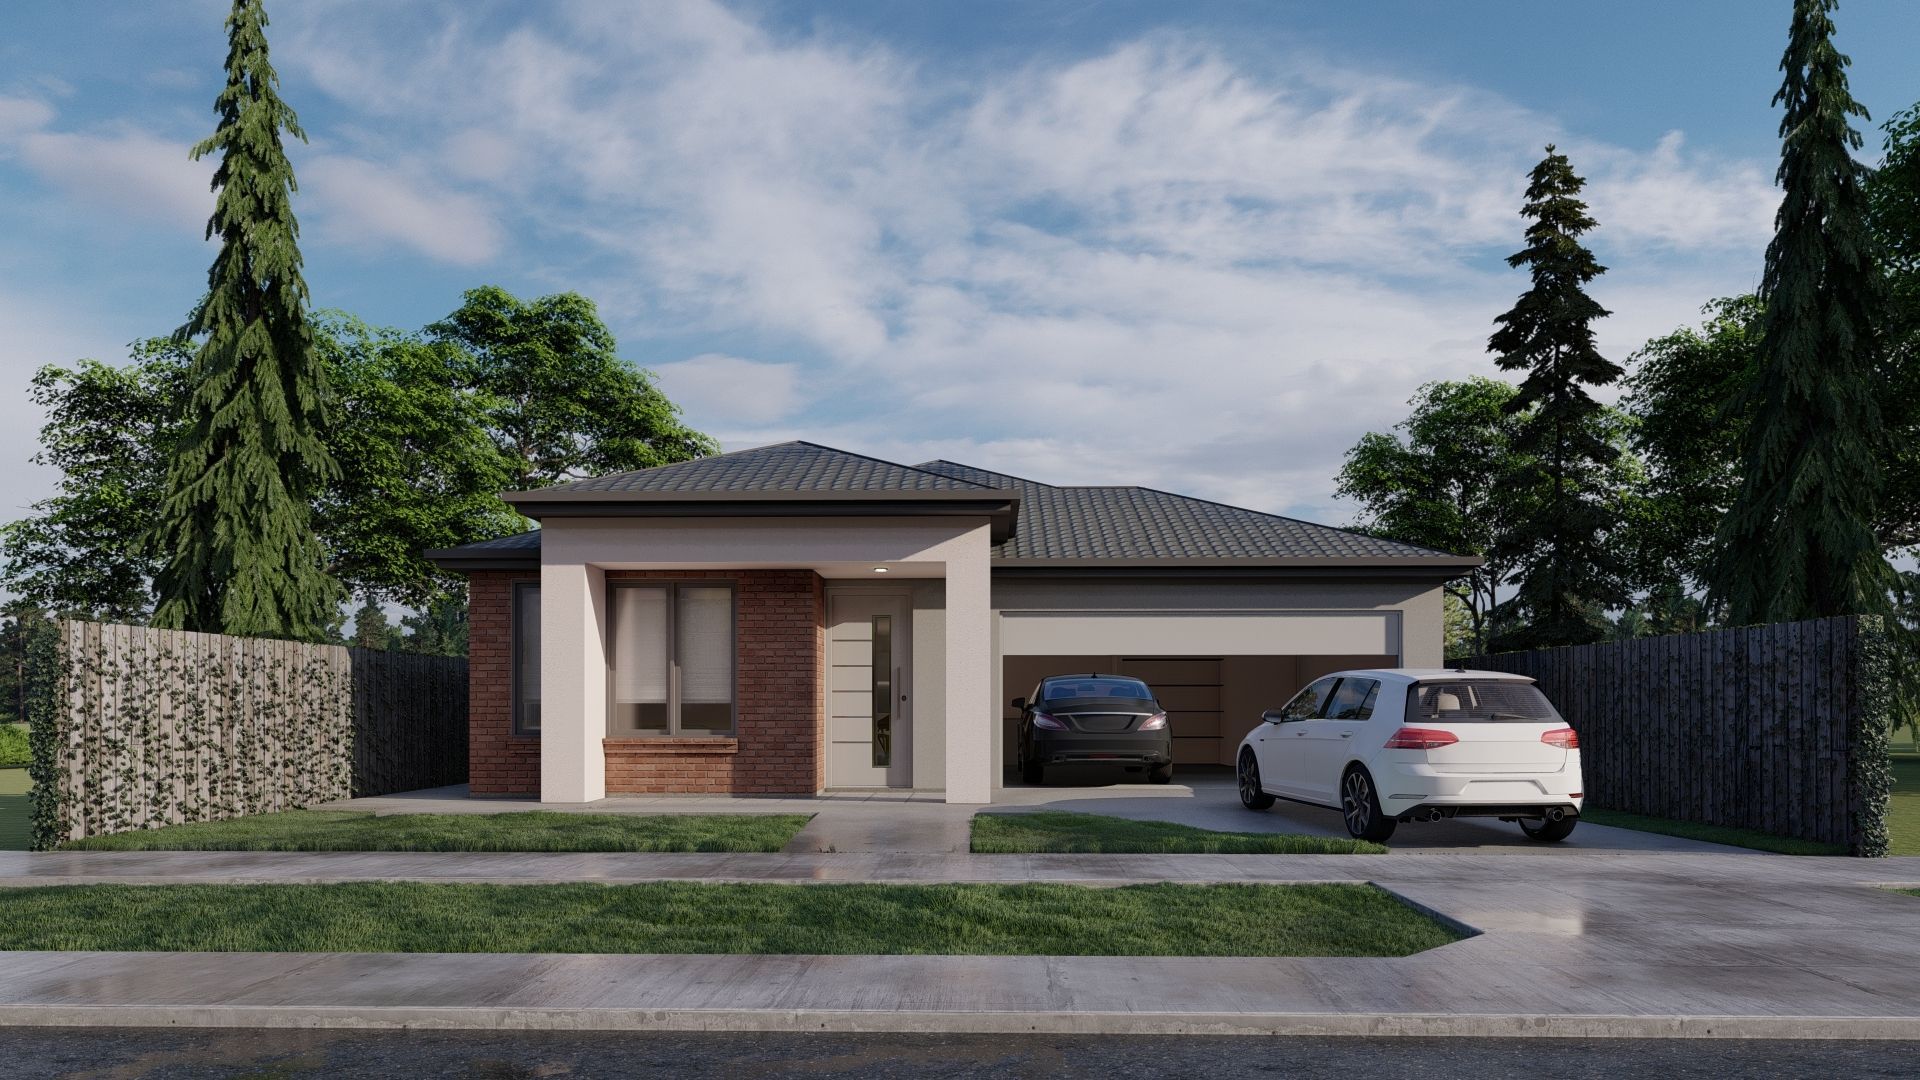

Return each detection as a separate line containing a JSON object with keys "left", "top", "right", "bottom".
{"left": 989, "top": 556, "right": 1481, "bottom": 581}
{"left": 484, "top": 495, "right": 1023, "bottom": 545}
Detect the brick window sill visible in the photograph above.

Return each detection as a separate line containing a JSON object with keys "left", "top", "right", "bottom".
{"left": 603, "top": 737, "right": 739, "bottom": 755}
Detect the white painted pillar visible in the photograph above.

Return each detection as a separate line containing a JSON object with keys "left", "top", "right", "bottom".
{"left": 540, "top": 560, "right": 607, "bottom": 802}
{"left": 943, "top": 524, "right": 994, "bottom": 803}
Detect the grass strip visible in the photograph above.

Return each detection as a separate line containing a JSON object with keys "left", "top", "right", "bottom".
{"left": 0, "top": 881, "right": 1458, "bottom": 957}
{"left": 971, "top": 811, "right": 1385, "bottom": 854}
{"left": 59, "top": 811, "right": 812, "bottom": 853}
{"left": 1578, "top": 808, "right": 1845, "bottom": 856}
{"left": 1889, "top": 755, "right": 1920, "bottom": 857}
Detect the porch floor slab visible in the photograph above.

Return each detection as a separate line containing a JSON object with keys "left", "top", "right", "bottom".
{"left": 1, "top": 851, "right": 1919, "bottom": 1037}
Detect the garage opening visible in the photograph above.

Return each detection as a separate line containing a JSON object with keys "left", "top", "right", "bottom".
{"left": 1003, "top": 653, "right": 1397, "bottom": 770}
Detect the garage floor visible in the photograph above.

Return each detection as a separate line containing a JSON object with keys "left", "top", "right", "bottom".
{"left": 993, "top": 765, "right": 1731, "bottom": 853}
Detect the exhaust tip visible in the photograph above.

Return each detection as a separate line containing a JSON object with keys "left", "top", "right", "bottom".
{"left": 1547, "top": 808, "right": 1565, "bottom": 822}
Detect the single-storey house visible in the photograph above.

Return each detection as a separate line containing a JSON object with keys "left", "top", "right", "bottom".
{"left": 426, "top": 441, "right": 1477, "bottom": 804}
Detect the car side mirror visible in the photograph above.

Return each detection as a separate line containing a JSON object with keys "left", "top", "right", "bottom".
{"left": 1261, "top": 709, "right": 1286, "bottom": 724}
{"left": 1011, "top": 697, "right": 1026, "bottom": 711}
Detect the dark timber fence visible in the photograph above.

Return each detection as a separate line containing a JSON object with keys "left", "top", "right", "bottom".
{"left": 23, "top": 618, "right": 467, "bottom": 849}
{"left": 1466, "top": 614, "right": 1893, "bottom": 856}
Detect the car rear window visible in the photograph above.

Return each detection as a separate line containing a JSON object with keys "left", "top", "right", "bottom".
{"left": 1042, "top": 677, "right": 1153, "bottom": 701}
{"left": 1406, "top": 680, "right": 1560, "bottom": 723}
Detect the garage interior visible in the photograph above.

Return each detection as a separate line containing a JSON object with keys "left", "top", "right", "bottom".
{"left": 1003, "top": 653, "right": 1397, "bottom": 770}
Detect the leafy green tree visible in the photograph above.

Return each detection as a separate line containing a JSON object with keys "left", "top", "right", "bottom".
{"left": 0, "top": 346, "right": 187, "bottom": 619}
{"left": 396, "top": 594, "right": 470, "bottom": 657}
{"left": 1711, "top": 0, "right": 1893, "bottom": 624}
{"left": 1618, "top": 296, "right": 1762, "bottom": 606}
{"left": 430, "top": 286, "right": 719, "bottom": 487}
{"left": 152, "top": 0, "right": 340, "bottom": 640}
{"left": 1486, "top": 146, "right": 1629, "bottom": 649}
{"left": 1867, "top": 103, "right": 1920, "bottom": 554}
{"left": 349, "top": 595, "right": 396, "bottom": 650}
{"left": 1336, "top": 377, "right": 1532, "bottom": 656}
{"left": 316, "top": 315, "right": 520, "bottom": 607}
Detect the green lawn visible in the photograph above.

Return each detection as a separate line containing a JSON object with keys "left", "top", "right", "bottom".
{"left": 0, "top": 724, "right": 26, "bottom": 768}
{"left": 971, "top": 811, "right": 1386, "bottom": 854}
{"left": 60, "top": 810, "right": 812, "bottom": 853}
{"left": 1578, "top": 807, "right": 1846, "bottom": 856}
{"left": 1889, "top": 754, "right": 1920, "bottom": 857}
{"left": 0, "top": 881, "right": 1459, "bottom": 957}
{"left": 0, "top": 767, "right": 28, "bottom": 853}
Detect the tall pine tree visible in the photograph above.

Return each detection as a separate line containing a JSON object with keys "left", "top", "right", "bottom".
{"left": 151, "top": 0, "right": 340, "bottom": 640}
{"left": 1488, "top": 146, "right": 1627, "bottom": 649}
{"left": 1710, "top": 0, "right": 1891, "bottom": 624}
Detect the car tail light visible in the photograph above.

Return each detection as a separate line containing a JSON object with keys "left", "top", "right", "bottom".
{"left": 1541, "top": 728, "right": 1579, "bottom": 749}
{"left": 1383, "top": 727, "right": 1459, "bottom": 750}
{"left": 1137, "top": 712, "right": 1168, "bottom": 731}
{"left": 1031, "top": 712, "right": 1068, "bottom": 730}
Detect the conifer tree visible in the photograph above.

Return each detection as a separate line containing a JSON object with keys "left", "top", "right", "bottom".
{"left": 151, "top": 0, "right": 340, "bottom": 640}
{"left": 1710, "top": 0, "right": 1892, "bottom": 624}
{"left": 1487, "top": 146, "right": 1627, "bottom": 649}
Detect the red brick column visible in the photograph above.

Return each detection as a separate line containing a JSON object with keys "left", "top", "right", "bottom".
{"left": 466, "top": 570, "right": 541, "bottom": 795}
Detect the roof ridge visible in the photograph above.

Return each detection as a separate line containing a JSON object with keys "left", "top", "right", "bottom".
{"left": 797, "top": 444, "right": 1000, "bottom": 490}
{"left": 532, "top": 440, "right": 810, "bottom": 492}
{"left": 915, "top": 459, "right": 1058, "bottom": 489}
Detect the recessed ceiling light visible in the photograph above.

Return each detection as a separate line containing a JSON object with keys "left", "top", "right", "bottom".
{"left": 872, "top": 566, "right": 889, "bottom": 573}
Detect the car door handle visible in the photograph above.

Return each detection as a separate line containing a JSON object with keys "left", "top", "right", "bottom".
{"left": 1339, "top": 731, "right": 1354, "bottom": 739}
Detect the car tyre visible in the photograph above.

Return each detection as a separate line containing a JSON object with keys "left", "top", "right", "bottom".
{"left": 1237, "top": 749, "right": 1275, "bottom": 810}
{"left": 1147, "top": 763, "right": 1174, "bottom": 785}
{"left": 1520, "top": 816, "right": 1577, "bottom": 843}
{"left": 1341, "top": 767, "right": 1396, "bottom": 843}
{"left": 1020, "top": 753, "right": 1044, "bottom": 786}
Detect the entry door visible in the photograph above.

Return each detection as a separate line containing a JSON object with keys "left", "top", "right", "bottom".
{"left": 827, "top": 592, "right": 912, "bottom": 788}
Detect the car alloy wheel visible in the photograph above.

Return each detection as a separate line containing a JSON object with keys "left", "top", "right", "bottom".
{"left": 1237, "top": 750, "right": 1274, "bottom": 810}
{"left": 1341, "top": 770, "right": 1372, "bottom": 836}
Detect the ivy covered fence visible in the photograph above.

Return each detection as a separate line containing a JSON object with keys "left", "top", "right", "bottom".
{"left": 24, "top": 619, "right": 466, "bottom": 850}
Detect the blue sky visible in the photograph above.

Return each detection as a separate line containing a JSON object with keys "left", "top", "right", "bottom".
{"left": 2, "top": 0, "right": 1918, "bottom": 529}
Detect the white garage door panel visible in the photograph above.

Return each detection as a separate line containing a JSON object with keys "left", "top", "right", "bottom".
{"left": 999, "top": 613, "right": 1394, "bottom": 657}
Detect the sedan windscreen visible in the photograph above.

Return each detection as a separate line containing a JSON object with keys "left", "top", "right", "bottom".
{"left": 1042, "top": 677, "right": 1153, "bottom": 702}
{"left": 1407, "top": 681, "right": 1561, "bottom": 723}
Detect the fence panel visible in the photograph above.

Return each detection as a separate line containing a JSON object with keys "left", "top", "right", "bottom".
{"left": 1467, "top": 614, "right": 1893, "bottom": 854}
{"left": 25, "top": 620, "right": 467, "bottom": 848}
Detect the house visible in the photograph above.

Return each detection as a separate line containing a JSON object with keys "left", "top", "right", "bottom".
{"left": 426, "top": 441, "right": 1478, "bottom": 803}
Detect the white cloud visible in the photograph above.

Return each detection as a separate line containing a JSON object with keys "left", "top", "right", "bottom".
{"left": 268, "top": 1, "right": 1779, "bottom": 520}
{"left": 650, "top": 353, "right": 807, "bottom": 427}
{"left": 301, "top": 154, "right": 505, "bottom": 266}
{"left": 11, "top": 123, "right": 210, "bottom": 231}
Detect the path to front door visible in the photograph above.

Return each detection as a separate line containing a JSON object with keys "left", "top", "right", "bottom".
{"left": 826, "top": 590, "right": 912, "bottom": 790}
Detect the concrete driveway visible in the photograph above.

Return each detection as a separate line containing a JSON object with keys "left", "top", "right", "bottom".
{"left": 991, "top": 765, "right": 1733, "bottom": 853}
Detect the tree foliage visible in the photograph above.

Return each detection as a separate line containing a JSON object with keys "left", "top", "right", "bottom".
{"left": 1710, "top": 0, "right": 1893, "bottom": 625}
{"left": 1485, "top": 146, "right": 1628, "bottom": 648}
{"left": 1336, "top": 377, "right": 1531, "bottom": 656}
{"left": 1, "top": 345, "right": 188, "bottom": 620}
{"left": 430, "top": 286, "right": 719, "bottom": 488}
{"left": 3, "top": 292, "right": 715, "bottom": 631}
{"left": 151, "top": 0, "right": 340, "bottom": 641}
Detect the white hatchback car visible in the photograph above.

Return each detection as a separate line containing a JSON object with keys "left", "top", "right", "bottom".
{"left": 1235, "top": 668, "right": 1584, "bottom": 843}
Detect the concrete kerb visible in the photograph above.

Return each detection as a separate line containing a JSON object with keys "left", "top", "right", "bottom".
{"left": 0, "top": 1006, "right": 1918, "bottom": 1040}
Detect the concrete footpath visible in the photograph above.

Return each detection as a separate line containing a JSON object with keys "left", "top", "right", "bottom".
{"left": 3, "top": 849, "right": 1920, "bottom": 1038}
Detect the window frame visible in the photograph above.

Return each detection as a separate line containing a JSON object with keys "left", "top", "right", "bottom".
{"left": 510, "top": 580, "right": 542, "bottom": 738}
{"left": 606, "top": 580, "right": 740, "bottom": 738}
{"left": 1324, "top": 678, "right": 1381, "bottom": 721}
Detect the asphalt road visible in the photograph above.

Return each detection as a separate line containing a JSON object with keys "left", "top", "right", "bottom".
{"left": 3, "top": 1029, "right": 1920, "bottom": 1079}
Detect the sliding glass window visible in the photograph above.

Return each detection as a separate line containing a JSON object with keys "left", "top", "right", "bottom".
{"left": 610, "top": 583, "right": 736, "bottom": 736}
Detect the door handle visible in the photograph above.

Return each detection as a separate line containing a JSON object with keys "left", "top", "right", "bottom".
{"left": 1340, "top": 731, "right": 1354, "bottom": 739}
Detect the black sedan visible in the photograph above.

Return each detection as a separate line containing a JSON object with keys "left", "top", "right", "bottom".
{"left": 1012, "top": 673, "right": 1173, "bottom": 785}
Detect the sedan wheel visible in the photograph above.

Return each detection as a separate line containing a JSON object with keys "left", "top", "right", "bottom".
{"left": 1340, "top": 768, "right": 1396, "bottom": 843}
{"left": 1237, "top": 750, "right": 1275, "bottom": 810}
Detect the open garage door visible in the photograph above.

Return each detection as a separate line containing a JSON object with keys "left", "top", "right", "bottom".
{"left": 1003, "top": 652, "right": 1398, "bottom": 768}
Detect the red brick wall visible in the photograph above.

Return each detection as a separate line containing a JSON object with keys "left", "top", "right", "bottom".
{"left": 467, "top": 570, "right": 541, "bottom": 795}
{"left": 463, "top": 568, "right": 826, "bottom": 797}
